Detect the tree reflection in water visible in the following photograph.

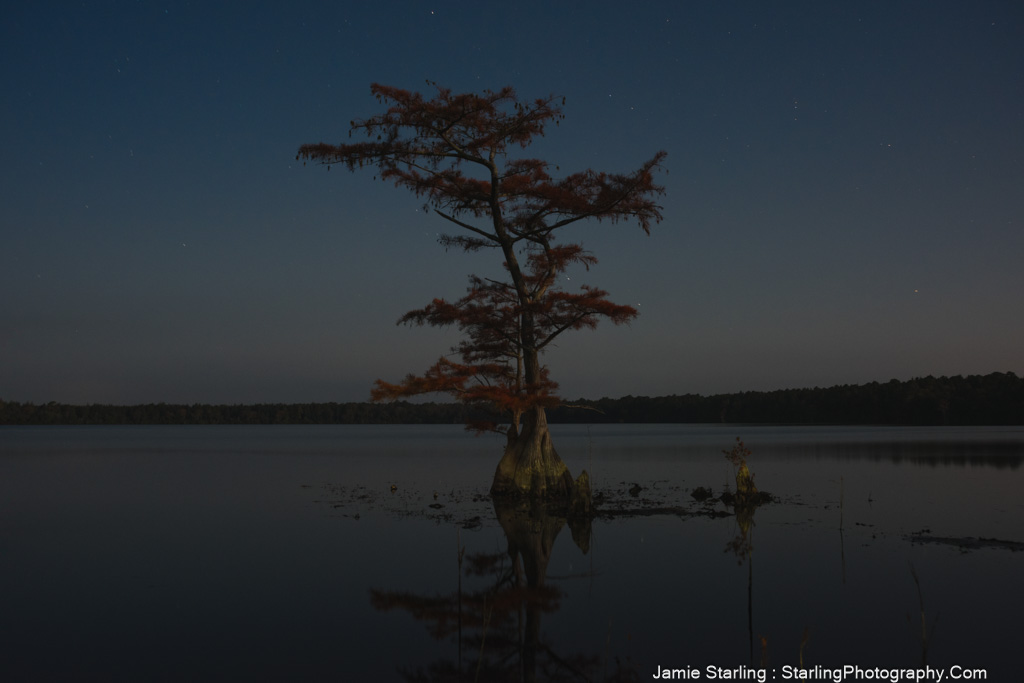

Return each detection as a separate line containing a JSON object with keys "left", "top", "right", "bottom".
{"left": 370, "top": 500, "right": 639, "bottom": 682}
{"left": 724, "top": 494, "right": 764, "bottom": 669}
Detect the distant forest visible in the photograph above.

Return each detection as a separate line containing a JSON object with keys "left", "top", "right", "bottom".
{"left": 2, "top": 372, "right": 1022, "bottom": 426}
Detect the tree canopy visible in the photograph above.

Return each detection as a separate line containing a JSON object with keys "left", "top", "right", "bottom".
{"left": 298, "top": 82, "right": 666, "bottom": 497}
{"left": 299, "top": 83, "right": 663, "bottom": 427}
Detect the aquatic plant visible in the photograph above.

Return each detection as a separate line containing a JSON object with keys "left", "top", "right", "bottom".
{"left": 723, "top": 437, "right": 758, "bottom": 502}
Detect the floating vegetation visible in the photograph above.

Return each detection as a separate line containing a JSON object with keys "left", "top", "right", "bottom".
{"left": 906, "top": 532, "right": 1024, "bottom": 552}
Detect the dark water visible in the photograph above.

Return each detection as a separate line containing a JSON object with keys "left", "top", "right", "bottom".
{"left": 1, "top": 424, "right": 1022, "bottom": 681}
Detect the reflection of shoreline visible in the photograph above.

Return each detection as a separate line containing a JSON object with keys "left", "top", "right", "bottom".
{"left": 766, "top": 441, "right": 1023, "bottom": 469}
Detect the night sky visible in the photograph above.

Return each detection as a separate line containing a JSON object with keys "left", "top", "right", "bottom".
{"left": 3, "top": 1, "right": 1022, "bottom": 406}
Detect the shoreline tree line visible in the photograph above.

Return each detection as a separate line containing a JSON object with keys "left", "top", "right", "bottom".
{"left": 3, "top": 372, "right": 1021, "bottom": 426}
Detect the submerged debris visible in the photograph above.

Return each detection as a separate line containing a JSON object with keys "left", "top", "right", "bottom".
{"left": 691, "top": 486, "right": 714, "bottom": 502}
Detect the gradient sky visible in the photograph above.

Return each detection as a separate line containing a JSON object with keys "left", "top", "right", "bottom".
{"left": 2, "top": 1, "right": 1022, "bottom": 405}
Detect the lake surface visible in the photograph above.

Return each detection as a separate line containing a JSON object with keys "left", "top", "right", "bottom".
{"left": 1, "top": 424, "right": 1022, "bottom": 682}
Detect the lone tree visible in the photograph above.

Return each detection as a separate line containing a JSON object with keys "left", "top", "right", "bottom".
{"left": 298, "top": 82, "right": 665, "bottom": 499}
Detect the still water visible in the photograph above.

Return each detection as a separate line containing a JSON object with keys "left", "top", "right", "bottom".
{"left": 1, "top": 424, "right": 1022, "bottom": 681}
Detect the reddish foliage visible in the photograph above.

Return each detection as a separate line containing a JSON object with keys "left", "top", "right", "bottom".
{"left": 300, "top": 82, "right": 665, "bottom": 434}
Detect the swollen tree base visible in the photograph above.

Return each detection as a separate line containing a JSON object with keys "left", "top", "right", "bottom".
{"left": 489, "top": 427, "right": 575, "bottom": 499}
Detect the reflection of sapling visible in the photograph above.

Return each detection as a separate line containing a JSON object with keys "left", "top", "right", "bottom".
{"left": 723, "top": 437, "right": 758, "bottom": 502}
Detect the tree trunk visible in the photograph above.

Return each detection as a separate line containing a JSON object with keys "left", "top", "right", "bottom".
{"left": 490, "top": 405, "right": 574, "bottom": 499}
{"left": 490, "top": 299, "right": 574, "bottom": 498}
{"left": 493, "top": 498, "right": 565, "bottom": 683}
